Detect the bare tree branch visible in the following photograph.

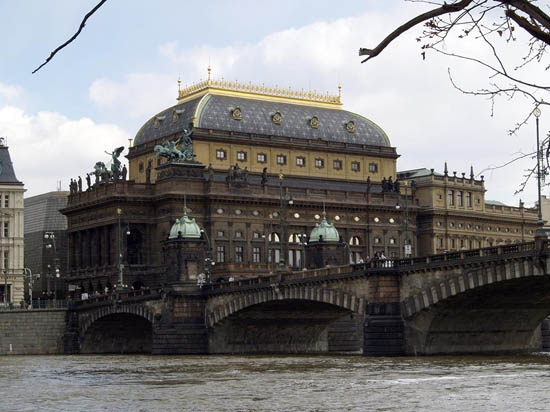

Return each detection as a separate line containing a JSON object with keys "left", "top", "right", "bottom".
{"left": 358, "top": 0, "right": 476, "bottom": 62}
{"left": 32, "top": 0, "right": 108, "bottom": 74}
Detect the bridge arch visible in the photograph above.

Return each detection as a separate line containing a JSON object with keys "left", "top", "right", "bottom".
{"left": 206, "top": 285, "right": 365, "bottom": 327}
{"left": 401, "top": 257, "right": 550, "bottom": 354}
{"left": 401, "top": 257, "right": 543, "bottom": 319}
{"left": 79, "top": 303, "right": 155, "bottom": 338}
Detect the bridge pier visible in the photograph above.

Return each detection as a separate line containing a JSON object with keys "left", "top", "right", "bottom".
{"left": 152, "top": 286, "right": 208, "bottom": 355}
{"left": 363, "top": 303, "right": 405, "bottom": 356}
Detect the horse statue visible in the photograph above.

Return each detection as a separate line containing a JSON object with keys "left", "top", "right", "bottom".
{"left": 154, "top": 123, "right": 196, "bottom": 163}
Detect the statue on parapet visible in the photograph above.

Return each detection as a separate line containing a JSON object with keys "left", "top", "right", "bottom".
{"left": 154, "top": 123, "right": 196, "bottom": 163}
{"left": 105, "top": 146, "right": 124, "bottom": 178}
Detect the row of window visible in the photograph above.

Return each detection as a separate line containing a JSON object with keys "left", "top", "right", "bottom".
{"left": 445, "top": 190, "right": 478, "bottom": 207}
{"left": 0, "top": 194, "right": 9, "bottom": 208}
{"left": 216, "top": 149, "right": 376, "bottom": 172}
{"left": 437, "top": 237, "right": 520, "bottom": 250}
{"left": 214, "top": 245, "right": 364, "bottom": 267}
{"left": 436, "top": 220, "right": 527, "bottom": 234}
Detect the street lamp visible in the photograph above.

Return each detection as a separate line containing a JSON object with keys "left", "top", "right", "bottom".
{"left": 534, "top": 107, "right": 545, "bottom": 234}
{"left": 200, "top": 228, "right": 214, "bottom": 283}
{"left": 396, "top": 181, "right": 411, "bottom": 258}
{"left": 116, "top": 208, "right": 125, "bottom": 289}
{"left": 44, "top": 232, "right": 58, "bottom": 300}
{"left": 297, "top": 233, "right": 308, "bottom": 269}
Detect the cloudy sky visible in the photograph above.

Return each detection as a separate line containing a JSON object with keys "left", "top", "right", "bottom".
{"left": 0, "top": 0, "right": 547, "bottom": 205}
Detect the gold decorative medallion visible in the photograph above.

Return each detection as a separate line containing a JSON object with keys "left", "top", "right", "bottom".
{"left": 232, "top": 106, "right": 242, "bottom": 120}
{"left": 346, "top": 120, "right": 356, "bottom": 133}
{"left": 309, "top": 115, "right": 319, "bottom": 129}
{"left": 272, "top": 110, "right": 282, "bottom": 125}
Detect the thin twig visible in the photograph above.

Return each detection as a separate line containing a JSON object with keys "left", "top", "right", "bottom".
{"left": 32, "top": 0, "right": 108, "bottom": 74}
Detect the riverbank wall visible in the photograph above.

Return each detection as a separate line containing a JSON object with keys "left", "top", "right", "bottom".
{"left": 0, "top": 309, "right": 68, "bottom": 355}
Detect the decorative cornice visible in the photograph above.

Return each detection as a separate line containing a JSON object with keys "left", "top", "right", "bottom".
{"left": 177, "top": 75, "right": 342, "bottom": 108}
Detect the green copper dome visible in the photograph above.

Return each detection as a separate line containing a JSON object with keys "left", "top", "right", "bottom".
{"left": 169, "top": 212, "right": 202, "bottom": 239}
{"left": 309, "top": 214, "right": 340, "bottom": 243}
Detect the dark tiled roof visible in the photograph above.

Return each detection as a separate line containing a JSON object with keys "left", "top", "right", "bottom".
{"left": 134, "top": 98, "right": 201, "bottom": 146}
{"left": 134, "top": 94, "right": 390, "bottom": 147}
{"left": 0, "top": 146, "right": 23, "bottom": 185}
{"left": 24, "top": 191, "right": 68, "bottom": 234}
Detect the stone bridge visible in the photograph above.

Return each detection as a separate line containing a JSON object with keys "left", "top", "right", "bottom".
{"left": 65, "top": 241, "right": 550, "bottom": 356}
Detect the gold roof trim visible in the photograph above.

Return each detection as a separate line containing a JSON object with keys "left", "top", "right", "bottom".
{"left": 177, "top": 73, "right": 342, "bottom": 109}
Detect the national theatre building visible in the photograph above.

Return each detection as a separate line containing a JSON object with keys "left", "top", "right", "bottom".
{"left": 61, "top": 72, "right": 538, "bottom": 293}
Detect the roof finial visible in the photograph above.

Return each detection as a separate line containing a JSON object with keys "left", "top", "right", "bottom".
{"left": 177, "top": 75, "right": 181, "bottom": 96}
{"left": 338, "top": 83, "right": 342, "bottom": 103}
{"left": 322, "top": 201, "right": 326, "bottom": 217}
{"left": 207, "top": 64, "right": 211, "bottom": 84}
{"left": 444, "top": 161, "right": 448, "bottom": 176}
{"left": 183, "top": 194, "right": 188, "bottom": 216}
{"left": 470, "top": 165, "right": 474, "bottom": 179}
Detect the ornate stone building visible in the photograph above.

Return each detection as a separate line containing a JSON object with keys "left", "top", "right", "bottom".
{"left": 397, "top": 166, "right": 538, "bottom": 256}
{"left": 62, "top": 74, "right": 415, "bottom": 293}
{"left": 0, "top": 139, "right": 25, "bottom": 304}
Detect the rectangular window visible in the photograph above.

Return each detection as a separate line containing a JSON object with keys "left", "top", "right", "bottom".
{"left": 139, "top": 162, "right": 144, "bottom": 173}
{"left": 235, "top": 231, "right": 243, "bottom": 239}
{"left": 333, "top": 160, "right": 342, "bottom": 170}
{"left": 450, "top": 238, "right": 456, "bottom": 249}
{"left": 3, "top": 222, "right": 8, "bottom": 238}
{"left": 466, "top": 192, "right": 472, "bottom": 207}
{"left": 257, "top": 153, "right": 267, "bottom": 163}
{"left": 460, "top": 239, "right": 464, "bottom": 248}
{"left": 252, "top": 247, "right": 261, "bottom": 263}
{"left": 253, "top": 232, "right": 260, "bottom": 239}
{"left": 448, "top": 190, "right": 455, "bottom": 206}
{"left": 457, "top": 191, "right": 463, "bottom": 207}
{"left": 314, "top": 158, "right": 324, "bottom": 168}
{"left": 368, "top": 163, "right": 378, "bottom": 173}
{"left": 3, "top": 195, "right": 8, "bottom": 208}
{"left": 216, "top": 246, "right": 225, "bottom": 263}
{"left": 216, "top": 231, "right": 225, "bottom": 238}
{"left": 276, "top": 154, "right": 286, "bottom": 165}
{"left": 3, "top": 251, "right": 8, "bottom": 270}
{"left": 216, "top": 149, "right": 226, "bottom": 160}
{"left": 477, "top": 240, "right": 482, "bottom": 248}
{"left": 237, "top": 151, "right": 247, "bottom": 161}
{"left": 469, "top": 240, "right": 473, "bottom": 249}
{"left": 351, "top": 162, "right": 361, "bottom": 172}
{"left": 235, "top": 246, "right": 244, "bottom": 263}
{"left": 437, "top": 238, "right": 443, "bottom": 248}
{"left": 296, "top": 156, "right": 305, "bottom": 167}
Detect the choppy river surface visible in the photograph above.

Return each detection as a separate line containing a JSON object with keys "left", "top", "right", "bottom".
{"left": 2, "top": 354, "right": 550, "bottom": 411}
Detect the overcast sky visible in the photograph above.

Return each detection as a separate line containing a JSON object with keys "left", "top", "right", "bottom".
{"left": 0, "top": 0, "right": 547, "bottom": 205}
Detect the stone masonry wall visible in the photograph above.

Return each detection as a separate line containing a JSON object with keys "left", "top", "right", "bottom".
{"left": 0, "top": 309, "right": 67, "bottom": 355}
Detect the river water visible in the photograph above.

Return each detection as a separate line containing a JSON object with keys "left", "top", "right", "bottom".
{"left": 2, "top": 354, "right": 550, "bottom": 412}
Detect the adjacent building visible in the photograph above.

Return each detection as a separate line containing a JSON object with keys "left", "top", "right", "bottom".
{"left": 24, "top": 191, "right": 68, "bottom": 299}
{"left": 0, "top": 138, "right": 25, "bottom": 304}
{"left": 397, "top": 167, "right": 538, "bottom": 256}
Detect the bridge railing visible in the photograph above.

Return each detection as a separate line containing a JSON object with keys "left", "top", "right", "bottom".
{"left": 69, "top": 288, "right": 158, "bottom": 308}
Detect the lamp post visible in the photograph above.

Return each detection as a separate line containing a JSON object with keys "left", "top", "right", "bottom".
{"left": 279, "top": 172, "right": 286, "bottom": 270}
{"left": 396, "top": 182, "right": 411, "bottom": 258}
{"left": 116, "top": 208, "right": 126, "bottom": 289}
{"left": 44, "top": 232, "right": 58, "bottom": 300}
{"left": 297, "top": 233, "right": 308, "bottom": 270}
{"left": 534, "top": 107, "right": 545, "bottom": 234}
{"left": 200, "top": 228, "right": 214, "bottom": 283}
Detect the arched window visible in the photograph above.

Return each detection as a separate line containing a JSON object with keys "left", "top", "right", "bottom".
{"left": 349, "top": 236, "right": 361, "bottom": 246}
{"left": 288, "top": 233, "right": 300, "bottom": 243}
{"left": 268, "top": 232, "right": 280, "bottom": 243}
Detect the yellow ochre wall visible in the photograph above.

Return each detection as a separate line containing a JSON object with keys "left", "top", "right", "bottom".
{"left": 130, "top": 140, "right": 396, "bottom": 183}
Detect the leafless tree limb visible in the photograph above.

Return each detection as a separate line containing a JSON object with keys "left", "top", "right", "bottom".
{"left": 32, "top": 0, "right": 108, "bottom": 74}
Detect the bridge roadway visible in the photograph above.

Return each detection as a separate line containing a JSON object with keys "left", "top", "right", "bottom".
{"left": 65, "top": 240, "right": 550, "bottom": 356}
